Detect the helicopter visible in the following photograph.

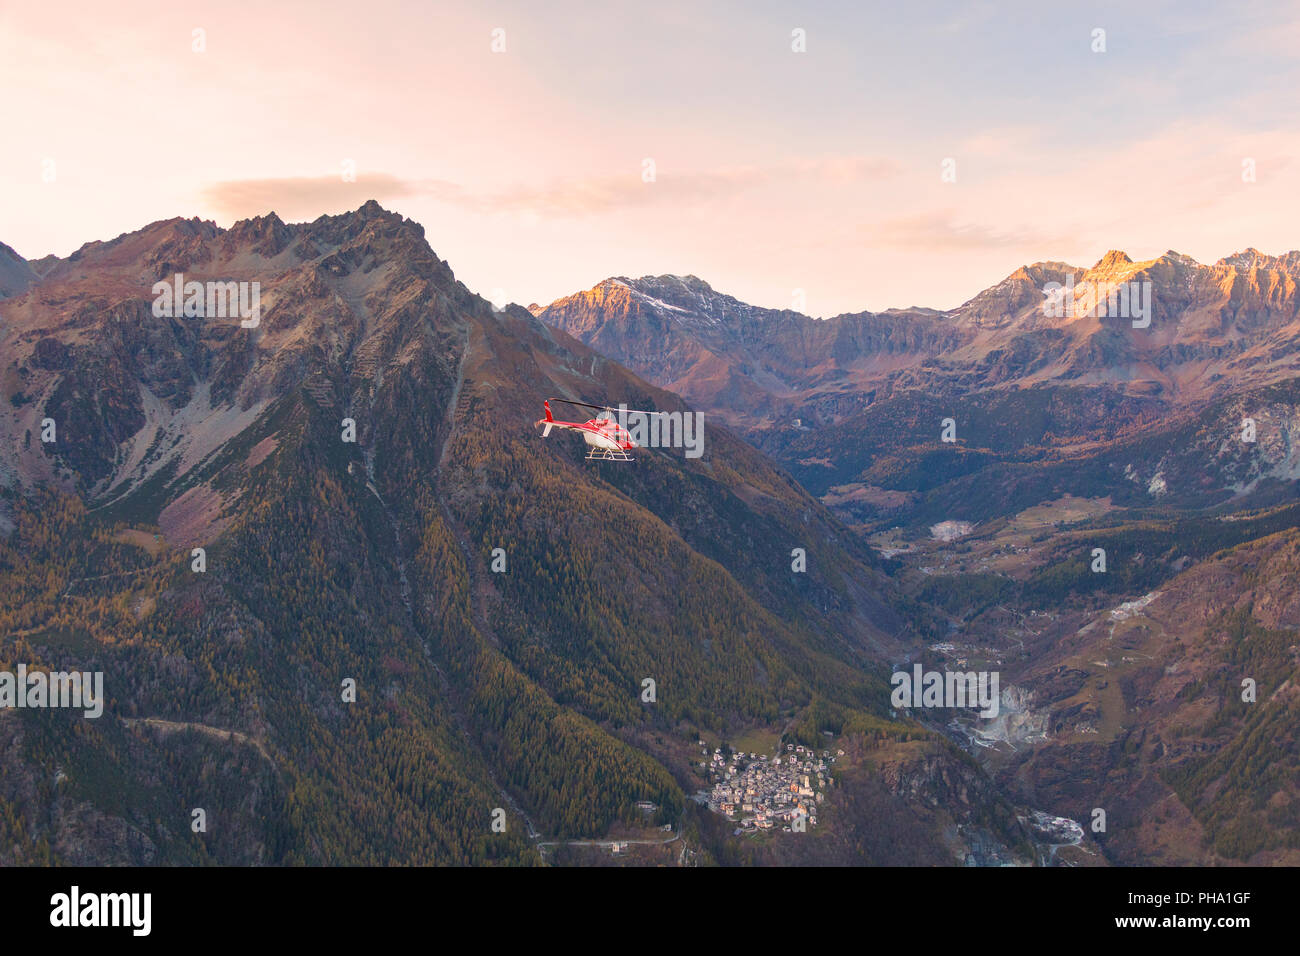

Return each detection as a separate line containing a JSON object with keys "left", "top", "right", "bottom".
{"left": 534, "top": 398, "right": 640, "bottom": 461}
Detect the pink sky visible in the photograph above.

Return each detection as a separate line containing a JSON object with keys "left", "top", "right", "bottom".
{"left": 3, "top": 0, "right": 1298, "bottom": 315}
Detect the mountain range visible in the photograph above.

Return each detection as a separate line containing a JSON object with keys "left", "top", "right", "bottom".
{"left": 536, "top": 254, "right": 1300, "bottom": 525}
{"left": 537, "top": 250, "right": 1300, "bottom": 429}
{"left": 2, "top": 203, "right": 1296, "bottom": 865}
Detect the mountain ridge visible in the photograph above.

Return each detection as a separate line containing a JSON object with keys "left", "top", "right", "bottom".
{"left": 535, "top": 251, "right": 1300, "bottom": 501}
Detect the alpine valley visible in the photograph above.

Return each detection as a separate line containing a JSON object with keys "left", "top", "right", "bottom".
{"left": 2, "top": 204, "right": 1296, "bottom": 865}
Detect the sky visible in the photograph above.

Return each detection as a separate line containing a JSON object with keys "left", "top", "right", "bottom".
{"left": 3, "top": 0, "right": 1299, "bottom": 316}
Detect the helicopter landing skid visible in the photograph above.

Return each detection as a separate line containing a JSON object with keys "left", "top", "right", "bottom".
{"left": 586, "top": 447, "right": 635, "bottom": 461}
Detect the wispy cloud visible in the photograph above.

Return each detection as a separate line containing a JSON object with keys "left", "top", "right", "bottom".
{"left": 470, "top": 157, "right": 898, "bottom": 217}
{"left": 205, "top": 157, "right": 904, "bottom": 223}
{"left": 939, "top": 1, "right": 997, "bottom": 34}
{"left": 200, "top": 173, "right": 436, "bottom": 221}
{"left": 861, "top": 211, "right": 1067, "bottom": 253}
{"left": 200, "top": 156, "right": 900, "bottom": 223}
{"left": 200, "top": 169, "right": 708, "bottom": 222}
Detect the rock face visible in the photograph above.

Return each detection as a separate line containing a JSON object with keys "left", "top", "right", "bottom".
{"left": 0, "top": 202, "right": 446, "bottom": 500}
{"left": 0, "top": 241, "right": 37, "bottom": 299}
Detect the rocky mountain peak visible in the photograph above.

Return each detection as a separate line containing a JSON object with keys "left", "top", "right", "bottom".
{"left": 1220, "top": 247, "right": 1268, "bottom": 269}
{"left": 0, "top": 240, "right": 36, "bottom": 298}
{"left": 1093, "top": 249, "right": 1133, "bottom": 270}
{"left": 1156, "top": 249, "right": 1200, "bottom": 269}
{"left": 1216, "top": 248, "right": 1300, "bottom": 275}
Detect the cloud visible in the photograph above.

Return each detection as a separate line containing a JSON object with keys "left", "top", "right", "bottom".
{"left": 861, "top": 211, "right": 1067, "bottom": 252}
{"left": 446, "top": 155, "right": 899, "bottom": 217}
{"left": 1224, "top": 11, "right": 1300, "bottom": 58}
{"left": 200, "top": 173, "right": 441, "bottom": 221}
{"left": 200, "top": 156, "right": 900, "bottom": 222}
{"left": 467, "top": 166, "right": 765, "bottom": 217}
{"left": 939, "top": 1, "right": 997, "bottom": 34}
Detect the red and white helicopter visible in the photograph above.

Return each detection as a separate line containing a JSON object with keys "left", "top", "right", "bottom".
{"left": 535, "top": 398, "right": 645, "bottom": 461}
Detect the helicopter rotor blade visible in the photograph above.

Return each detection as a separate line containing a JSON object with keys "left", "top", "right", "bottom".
{"left": 544, "top": 397, "right": 678, "bottom": 418}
